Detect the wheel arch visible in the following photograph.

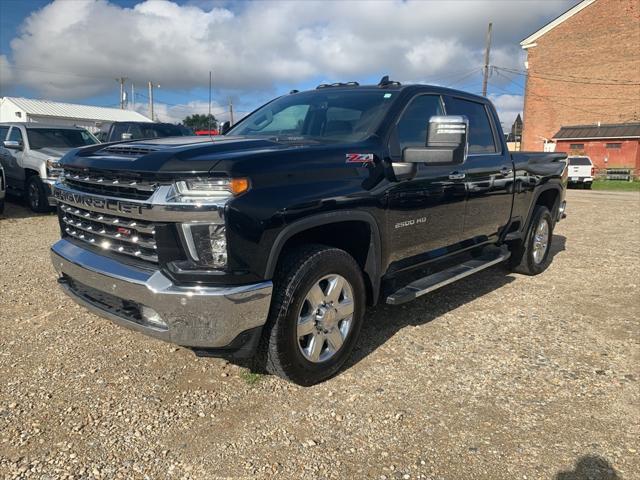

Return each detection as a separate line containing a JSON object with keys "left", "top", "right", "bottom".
{"left": 525, "top": 184, "right": 563, "bottom": 230}
{"left": 265, "top": 211, "right": 382, "bottom": 305}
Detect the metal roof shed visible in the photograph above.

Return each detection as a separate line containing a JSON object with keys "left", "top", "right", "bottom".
{"left": 0, "top": 97, "right": 151, "bottom": 133}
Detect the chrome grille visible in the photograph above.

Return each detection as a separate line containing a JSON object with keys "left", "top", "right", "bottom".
{"left": 62, "top": 169, "right": 159, "bottom": 200}
{"left": 60, "top": 203, "right": 158, "bottom": 263}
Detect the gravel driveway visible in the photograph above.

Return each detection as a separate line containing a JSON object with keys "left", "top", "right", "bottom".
{"left": 1, "top": 189, "right": 638, "bottom": 480}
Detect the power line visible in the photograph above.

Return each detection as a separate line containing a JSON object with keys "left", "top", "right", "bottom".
{"left": 494, "top": 66, "right": 640, "bottom": 86}
{"left": 490, "top": 71, "right": 639, "bottom": 119}
{"left": 494, "top": 70, "right": 640, "bottom": 105}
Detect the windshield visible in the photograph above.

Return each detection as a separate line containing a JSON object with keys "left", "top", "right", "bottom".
{"left": 27, "top": 128, "right": 98, "bottom": 150}
{"left": 228, "top": 90, "right": 395, "bottom": 143}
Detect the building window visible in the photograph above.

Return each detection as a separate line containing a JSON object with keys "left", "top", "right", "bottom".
{"left": 569, "top": 143, "right": 584, "bottom": 150}
{"left": 606, "top": 143, "right": 622, "bottom": 149}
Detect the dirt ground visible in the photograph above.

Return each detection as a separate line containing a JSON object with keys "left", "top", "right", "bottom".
{"left": 0, "top": 189, "right": 638, "bottom": 480}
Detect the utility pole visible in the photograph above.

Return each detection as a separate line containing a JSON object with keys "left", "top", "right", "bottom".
{"left": 116, "top": 77, "right": 128, "bottom": 109}
{"left": 148, "top": 81, "right": 154, "bottom": 120}
{"left": 229, "top": 97, "right": 234, "bottom": 125}
{"left": 208, "top": 71, "right": 213, "bottom": 138}
{"left": 131, "top": 82, "right": 135, "bottom": 111}
{"left": 481, "top": 22, "right": 492, "bottom": 97}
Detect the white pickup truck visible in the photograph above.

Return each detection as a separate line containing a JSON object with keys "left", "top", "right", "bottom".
{"left": 567, "top": 156, "right": 594, "bottom": 189}
{"left": 0, "top": 123, "right": 99, "bottom": 212}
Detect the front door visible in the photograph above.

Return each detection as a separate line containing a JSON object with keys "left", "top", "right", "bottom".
{"left": 3, "top": 126, "right": 26, "bottom": 189}
{"left": 385, "top": 94, "right": 467, "bottom": 265}
{"left": 443, "top": 96, "right": 512, "bottom": 243}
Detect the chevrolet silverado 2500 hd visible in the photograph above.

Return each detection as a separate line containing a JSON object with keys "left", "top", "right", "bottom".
{"left": 50, "top": 78, "right": 567, "bottom": 385}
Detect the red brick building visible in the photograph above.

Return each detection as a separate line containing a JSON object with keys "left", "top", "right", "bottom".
{"left": 553, "top": 123, "right": 640, "bottom": 172}
{"left": 520, "top": 0, "right": 640, "bottom": 157}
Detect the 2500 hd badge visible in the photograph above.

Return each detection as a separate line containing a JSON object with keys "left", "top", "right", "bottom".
{"left": 395, "top": 217, "right": 427, "bottom": 229}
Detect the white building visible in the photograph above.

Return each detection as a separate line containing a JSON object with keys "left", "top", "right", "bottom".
{"left": 0, "top": 97, "right": 151, "bottom": 133}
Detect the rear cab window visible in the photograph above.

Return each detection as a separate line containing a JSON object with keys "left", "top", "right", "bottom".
{"left": 443, "top": 96, "right": 498, "bottom": 154}
{"left": 0, "top": 126, "right": 9, "bottom": 141}
{"left": 568, "top": 157, "right": 592, "bottom": 166}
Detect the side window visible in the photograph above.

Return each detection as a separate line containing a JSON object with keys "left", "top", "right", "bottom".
{"left": 0, "top": 126, "right": 9, "bottom": 141}
{"left": 110, "top": 124, "right": 128, "bottom": 140}
{"left": 8, "top": 127, "right": 24, "bottom": 143}
{"left": 444, "top": 97, "right": 497, "bottom": 154}
{"left": 396, "top": 95, "right": 444, "bottom": 151}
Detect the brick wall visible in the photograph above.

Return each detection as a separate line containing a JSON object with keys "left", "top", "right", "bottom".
{"left": 555, "top": 139, "right": 640, "bottom": 172}
{"left": 521, "top": 0, "right": 640, "bottom": 150}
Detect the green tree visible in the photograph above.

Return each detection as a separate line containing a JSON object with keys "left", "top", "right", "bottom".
{"left": 183, "top": 113, "right": 218, "bottom": 131}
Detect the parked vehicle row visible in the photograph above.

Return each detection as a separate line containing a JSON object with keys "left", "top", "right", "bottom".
{"left": 49, "top": 79, "right": 568, "bottom": 384}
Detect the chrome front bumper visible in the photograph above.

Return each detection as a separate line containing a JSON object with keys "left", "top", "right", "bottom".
{"left": 43, "top": 178, "right": 58, "bottom": 206}
{"left": 51, "top": 239, "right": 273, "bottom": 348}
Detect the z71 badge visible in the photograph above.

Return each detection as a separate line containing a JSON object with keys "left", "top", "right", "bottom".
{"left": 346, "top": 153, "right": 374, "bottom": 165}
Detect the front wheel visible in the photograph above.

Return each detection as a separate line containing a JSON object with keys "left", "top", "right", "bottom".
{"left": 26, "top": 176, "right": 50, "bottom": 213}
{"left": 258, "top": 245, "right": 366, "bottom": 385}
{"left": 508, "top": 205, "right": 554, "bottom": 275}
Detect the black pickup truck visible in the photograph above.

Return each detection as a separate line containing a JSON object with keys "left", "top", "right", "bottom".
{"left": 51, "top": 78, "right": 567, "bottom": 385}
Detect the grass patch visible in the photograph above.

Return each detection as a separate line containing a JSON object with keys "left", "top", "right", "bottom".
{"left": 591, "top": 180, "right": 640, "bottom": 192}
{"left": 240, "top": 370, "right": 263, "bottom": 386}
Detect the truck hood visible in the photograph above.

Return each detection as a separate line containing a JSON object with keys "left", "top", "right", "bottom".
{"left": 60, "top": 135, "right": 306, "bottom": 175}
{"left": 30, "top": 146, "right": 75, "bottom": 160}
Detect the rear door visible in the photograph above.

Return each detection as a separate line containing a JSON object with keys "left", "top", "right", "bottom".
{"left": 386, "top": 94, "right": 467, "bottom": 264}
{"left": 443, "top": 96, "right": 512, "bottom": 243}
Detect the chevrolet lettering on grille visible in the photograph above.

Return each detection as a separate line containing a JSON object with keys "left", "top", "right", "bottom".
{"left": 54, "top": 189, "right": 143, "bottom": 216}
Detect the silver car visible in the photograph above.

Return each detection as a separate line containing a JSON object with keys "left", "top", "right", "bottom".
{"left": 0, "top": 123, "right": 99, "bottom": 212}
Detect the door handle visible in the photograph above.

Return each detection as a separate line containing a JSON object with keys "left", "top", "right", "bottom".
{"left": 500, "top": 166, "right": 513, "bottom": 176}
{"left": 448, "top": 171, "right": 465, "bottom": 180}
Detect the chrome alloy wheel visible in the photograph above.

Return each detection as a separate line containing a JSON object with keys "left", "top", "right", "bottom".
{"left": 532, "top": 217, "right": 550, "bottom": 264}
{"left": 297, "top": 274, "right": 355, "bottom": 363}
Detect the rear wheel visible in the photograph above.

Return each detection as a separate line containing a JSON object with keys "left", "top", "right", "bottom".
{"left": 26, "top": 176, "right": 50, "bottom": 213}
{"left": 508, "top": 205, "right": 554, "bottom": 275}
{"left": 584, "top": 182, "right": 592, "bottom": 190}
{"left": 257, "top": 244, "right": 366, "bottom": 385}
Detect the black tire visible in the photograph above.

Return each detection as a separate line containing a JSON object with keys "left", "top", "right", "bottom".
{"left": 508, "top": 206, "right": 554, "bottom": 276}
{"left": 0, "top": 198, "right": 4, "bottom": 215}
{"left": 584, "top": 182, "right": 592, "bottom": 190}
{"left": 26, "top": 176, "right": 50, "bottom": 213}
{"left": 257, "top": 244, "right": 366, "bottom": 386}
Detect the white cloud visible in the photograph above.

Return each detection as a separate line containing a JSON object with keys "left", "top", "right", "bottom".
{"left": 489, "top": 93, "right": 524, "bottom": 130}
{"left": 5, "top": 0, "right": 573, "bottom": 101}
{"left": 0, "top": 55, "right": 14, "bottom": 95}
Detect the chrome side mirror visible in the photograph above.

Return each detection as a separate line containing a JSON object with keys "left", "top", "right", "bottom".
{"left": 220, "top": 121, "right": 232, "bottom": 135}
{"left": 3, "top": 140, "right": 23, "bottom": 150}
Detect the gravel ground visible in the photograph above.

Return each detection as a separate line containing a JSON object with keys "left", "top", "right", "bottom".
{"left": 0, "top": 190, "right": 638, "bottom": 480}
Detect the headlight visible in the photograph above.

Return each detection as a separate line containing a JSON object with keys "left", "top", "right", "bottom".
{"left": 181, "top": 223, "right": 227, "bottom": 269}
{"left": 46, "top": 158, "right": 63, "bottom": 177}
{"left": 174, "top": 177, "right": 249, "bottom": 201}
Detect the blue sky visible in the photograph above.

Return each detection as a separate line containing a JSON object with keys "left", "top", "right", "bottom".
{"left": 0, "top": 0, "right": 574, "bottom": 127}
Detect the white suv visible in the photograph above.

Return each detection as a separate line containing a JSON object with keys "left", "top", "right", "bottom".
{"left": 567, "top": 156, "right": 594, "bottom": 189}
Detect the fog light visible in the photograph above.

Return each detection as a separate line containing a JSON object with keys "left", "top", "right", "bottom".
{"left": 181, "top": 223, "right": 227, "bottom": 269}
{"left": 141, "top": 306, "right": 167, "bottom": 330}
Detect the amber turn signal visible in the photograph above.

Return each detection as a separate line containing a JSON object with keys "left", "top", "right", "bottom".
{"left": 229, "top": 177, "right": 250, "bottom": 195}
